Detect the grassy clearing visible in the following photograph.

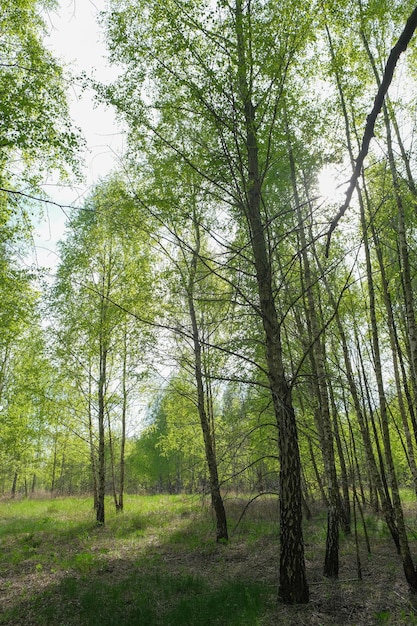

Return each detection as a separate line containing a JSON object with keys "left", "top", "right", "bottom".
{"left": 1, "top": 494, "right": 417, "bottom": 624}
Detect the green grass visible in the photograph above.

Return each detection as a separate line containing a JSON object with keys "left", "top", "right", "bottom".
{"left": 37, "top": 572, "right": 265, "bottom": 626}
{"left": 0, "top": 495, "right": 272, "bottom": 625}
{"left": 2, "top": 493, "right": 417, "bottom": 625}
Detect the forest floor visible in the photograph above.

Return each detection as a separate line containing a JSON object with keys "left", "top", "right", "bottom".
{"left": 0, "top": 494, "right": 417, "bottom": 625}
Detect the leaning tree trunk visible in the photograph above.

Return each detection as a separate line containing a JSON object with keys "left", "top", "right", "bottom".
{"left": 359, "top": 173, "right": 417, "bottom": 590}
{"left": 324, "top": 23, "right": 402, "bottom": 554}
{"left": 362, "top": 30, "right": 417, "bottom": 456}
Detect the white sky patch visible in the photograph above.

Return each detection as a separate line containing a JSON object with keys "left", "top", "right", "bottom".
{"left": 318, "top": 165, "right": 348, "bottom": 205}
{"left": 28, "top": 0, "right": 125, "bottom": 272}
{"left": 44, "top": 0, "right": 124, "bottom": 178}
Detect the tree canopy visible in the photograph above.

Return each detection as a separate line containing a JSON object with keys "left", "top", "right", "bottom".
{"left": 3, "top": 0, "right": 417, "bottom": 608}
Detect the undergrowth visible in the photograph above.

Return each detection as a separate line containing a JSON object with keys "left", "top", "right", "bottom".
{"left": 1, "top": 493, "right": 417, "bottom": 625}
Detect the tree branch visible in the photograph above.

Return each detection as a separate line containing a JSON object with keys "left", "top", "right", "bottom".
{"left": 325, "top": 5, "right": 417, "bottom": 256}
{"left": 0, "top": 187, "right": 88, "bottom": 212}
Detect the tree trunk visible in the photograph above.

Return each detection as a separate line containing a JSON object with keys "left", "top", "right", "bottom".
{"left": 372, "top": 225, "right": 417, "bottom": 496}
{"left": 117, "top": 326, "right": 128, "bottom": 513}
{"left": 315, "top": 241, "right": 401, "bottom": 551}
{"left": 361, "top": 33, "right": 417, "bottom": 591}
{"left": 288, "top": 127, "right": 340, "bottom": 577}
{"left": 96, "top": 284, "right": 108, "bottom": 525}
{"left": 107, "top": 407, "right": 119, "bottom": 511}
{"left": 362, "top": 25, "right": 417, "bottom": 464}
{"left": 50, "top": 438, "right": 57, "bottom": 496}
{"left": 187, "top": 215, "right": 228, "bottom": 543}
{"left": 329, "top": 382, "right": 351, "bottom": 534}
{"left": 11, "top": 471, "right": 17, "bottom": 498}
{"left": 235, "top": 0, "right": 308, "bottom": 603}
{"left": 88, "top": 366, "right": 98, "bottom": 510}
{"left": 307, "top": 434, "right": 328, "bottom": 506}
{"left": 359, "top": 174, "right": 417, "bottom": 590}
{"left": 59, "top": 452, "right": 65, "bottom": 494}
{"left": 324, "top": 23, "right": 402, "bottom": 555}
{"left": 96, "top": 343, "right": 106, "bottom": 525}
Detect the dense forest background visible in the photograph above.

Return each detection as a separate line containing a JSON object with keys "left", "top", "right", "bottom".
{"left": 3, "top": 0, "right": 417, "bottom": 605}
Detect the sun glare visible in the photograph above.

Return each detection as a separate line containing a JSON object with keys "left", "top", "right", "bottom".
{"left": 318, "top": 165, "right": 346, "bottom": 203}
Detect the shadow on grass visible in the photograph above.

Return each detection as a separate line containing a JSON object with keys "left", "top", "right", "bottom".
{"left": 5, "top": 495, "right": 417, "bottom": 625}
{"left": 1, "top": 561, "right": 268, "bottom": 625}
{"left": 0, "top": 497, "right": 273, "bottom": 625}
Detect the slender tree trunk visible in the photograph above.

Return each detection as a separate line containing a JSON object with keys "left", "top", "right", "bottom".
{"left": 0, "top": 343, "right": 10, "bottom": 403}
{"left": 383, "top": 108, "right": 417, "bottom": 453}
{"left": 59, "top": 452, "right": 65, "bottom": 493}
{"left": 96, "top": 342, "right": 107, "bottom": 525}
{"left": 325, "top": 23, "right": 402, "bottom": 555}
{"left": 88, "top": 366, "right": 98, "bottom": 510}
{"left": 117, "top": 326, "right": 128, "bottom": 513}
{"left": 107, "top": 407, "right": 119, "bottom": 511}
{"left": 329, "top": 382, "right": 351, "bottom": 534}
{"left": 235, "top": 0, "right": 308, "bottom": 603}
{"left": 361, "top": 26, "right": 417, "bottom": 458}
{"left": 395, "top": 328, "right": 417, "bottom": 452}
{"left": 11, "top": 471, "right": 17, "bottom": 498}
{"left": 187, "top": 215, "right": 228, "bottom": 543}
{"left": 315, "top": 244, "right": 400, "bottom": 550}
{"left": 188, "top": 297, "right": 228, "bottom": 541}
{"left": 288, "top": 128, "right": 340, "bottom": 577}
{"left": 372, "top": 226, "right": 417, "bottom": 495}
{"left": 356, "top": 29, "right": 417, "bottom": 588}
{"left": 307, "top": 434, "right": 328, "bottom": 505}
{"left": 204, "top": 361, "right": 217, "bottom": 460}
{"left": 341, "top": 392, "right": 368, "bottom": 512}
{"left": 387, "top": 97, "right": 416, "bottom": 195}
{"left": 51, "top": 438, "right": 57, "bottom": 496}
{"left": 96, "top": 280, "right": 109, "bottom": 525}
{"left": 359, "top": 177, "right": 417, "bottom": 588}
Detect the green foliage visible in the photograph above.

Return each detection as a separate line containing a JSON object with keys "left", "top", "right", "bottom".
{"left": 4, "top": 0, "right": 417, "bottom": 610}
{"left": 0, "top": 0, "right": 84, "bottom": 495}
{"left": 128, "top": 383, "right": 206, "bottom": 493}
{"left": 0, "top": 0, "right": 81, "bottom": 181}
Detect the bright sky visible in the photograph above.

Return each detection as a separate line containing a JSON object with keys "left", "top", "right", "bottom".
{"left": 28, "top": 0, "right": 347, "bottom": 272}
{"left": 30, "top": 0, "right": 124, "bottom": 270}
